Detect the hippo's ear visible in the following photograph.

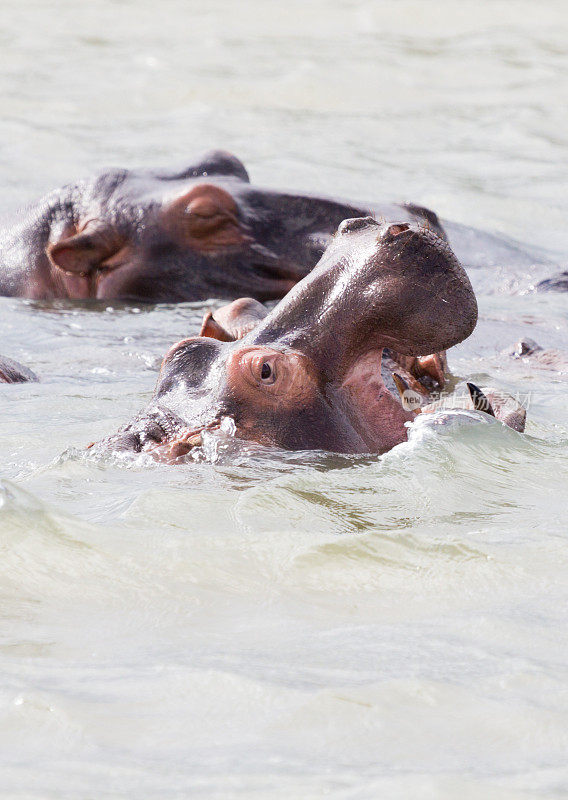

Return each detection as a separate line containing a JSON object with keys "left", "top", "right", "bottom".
{"left": 199, "top": 298, "right": 269, "bottom": 342}
{"left": 165, "top": 184, "right": 253, "bottom": 253}
{"left": 158, "top": 150, "right": 250, "bottom": 183}
{"left": 211, "top": 297, "right": 269, "bottom": 339}
{"left": 47, "top": 222, "right": 125, "bottom": 275}
{"left": 199, "top": 311, "right": 236, "bottom": 342}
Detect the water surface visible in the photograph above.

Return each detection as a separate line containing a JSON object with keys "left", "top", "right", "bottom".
{"left": 1, "top": 1, "right": 568, "bottom": 797}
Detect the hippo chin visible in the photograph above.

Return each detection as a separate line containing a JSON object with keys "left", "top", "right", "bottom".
{"left": 0, "top": 150, "right": 446, "bottom": 304}
{"left": 95, "top": 217, "right": 478, "bottom": 459}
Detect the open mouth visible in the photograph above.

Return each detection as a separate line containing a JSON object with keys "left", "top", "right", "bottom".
{"left": 338, "top": 346, "right": 448, "bottom": 454}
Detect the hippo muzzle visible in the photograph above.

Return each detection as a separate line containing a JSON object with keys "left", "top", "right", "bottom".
{"left": 97, "top": 218, "right": 477, "bottom": 459}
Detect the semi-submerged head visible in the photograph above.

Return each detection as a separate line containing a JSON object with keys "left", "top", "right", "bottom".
{"left": 7, "top": 150, "right": 304, "bottom": 303}
{"left": 98, "top": 218, "right": 478, "bottom": 459}
{"left": 42, "top": 153, "right": 298, "bottom": 303}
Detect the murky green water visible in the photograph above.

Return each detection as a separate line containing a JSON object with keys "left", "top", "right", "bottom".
{"left": 1, "top": 1, "right": 568, "bottom": 797}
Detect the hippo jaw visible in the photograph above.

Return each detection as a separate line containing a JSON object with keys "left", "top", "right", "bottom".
{"left": 100, "top": 342, "right": 410, "bottom": 460}
{"left": 99, "top": 217, "right": 477, "bottom": 459}
{"left": 128, "top": 344, "right": 420, "bottom": 459}
{"left": 250, "top": 218, "right": 477, "bottom": 369}
{"left": 338, "top": 349, "right": 414, "bottom": 453}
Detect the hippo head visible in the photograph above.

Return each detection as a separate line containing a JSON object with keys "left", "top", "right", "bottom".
{"left": 42, "top": 151, "right": 304, "bottom": 302}
{"left": 99, "top": 218, "right": 477, "bottom": 458}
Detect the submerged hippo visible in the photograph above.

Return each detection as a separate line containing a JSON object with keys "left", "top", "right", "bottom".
{"left": 0, "top": 150, "right": 447, "bottom": 304}
{"left": 505, "top": 337, "right": 568, "bottom": 373}
{"left": 536, "top": 271, "right": 568, "bottom": 292}
{"left": 0, "top": 355, "right": 38, "bottom": 383}
{"left": 95, "top": 217, "right": 481, "bottom": 459}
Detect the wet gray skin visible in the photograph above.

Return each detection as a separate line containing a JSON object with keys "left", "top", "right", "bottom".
{"left": 97, "top": 217, "right": 477, "bottom": 458}
{"left": 0, "top": 355, "right": 38, "bottom": 383}
{"left": 0, "top": 150, "right": 448, "bottom": 304}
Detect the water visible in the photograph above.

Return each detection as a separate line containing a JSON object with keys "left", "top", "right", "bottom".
{"left": 1, "top": 1, "right": 568, "bottom": 797}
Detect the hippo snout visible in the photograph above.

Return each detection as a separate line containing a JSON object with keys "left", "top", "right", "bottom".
{"left": 379, "top": 222, "right": 412, "bottom": 241}
{"left": 337, "top": 217, "right": 419, "bottom": 243}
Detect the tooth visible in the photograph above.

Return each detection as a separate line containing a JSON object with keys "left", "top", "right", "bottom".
{"left": 466, "top": 383, "right": 496, "bottom": 417}
{"left": 416, "top": 353, "right": 446, "bottom": 387}
{"left": 392, "top": 372, "right": 423, "bottom": 414}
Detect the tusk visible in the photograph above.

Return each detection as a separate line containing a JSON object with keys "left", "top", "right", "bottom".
{"left": 392, "top": 372, "right": 423, "bottom": 414}
{"left": 467, "top": 382, "right": 496, "bottom": 417}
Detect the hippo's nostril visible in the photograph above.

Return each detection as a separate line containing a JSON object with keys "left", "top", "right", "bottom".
{"left": 385, "top": 223, "right": 411, "bottom": 238}
{"left": 337, "top": 217, "right": 378, "bottom": 235}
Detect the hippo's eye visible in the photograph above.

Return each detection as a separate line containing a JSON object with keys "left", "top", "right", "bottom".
{"left": 260, "top": 361, "right": 276, "bottom": 384}
{"left": 241, "top": 350, "right": 279, "bottom": 388}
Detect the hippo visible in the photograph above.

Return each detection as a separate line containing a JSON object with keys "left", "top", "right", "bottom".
{"left": 505, "top": 337, "right": 568, "bottom": 373}
{"left": 94, "top": 217, "right": 484, "bottom": 460}
{"left": 0, "top": 355, "right": 38, "bottom": 384}
{"left": 536, "top": 271, "right": 568, "bottom": 292}
{"left": 0, "top": 150, "right": 449, "bottom": 304}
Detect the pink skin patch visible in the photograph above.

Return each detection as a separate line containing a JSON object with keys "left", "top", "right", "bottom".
{"left": 226, "top": 346, "right": 319, "bottom": 412}
{"left": 340, "top": 349, "right": 414, "bottom": 453}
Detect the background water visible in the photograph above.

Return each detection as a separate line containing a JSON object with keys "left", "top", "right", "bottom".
{"left": 1, "top": 1, "right": 568, "bottom": 798}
